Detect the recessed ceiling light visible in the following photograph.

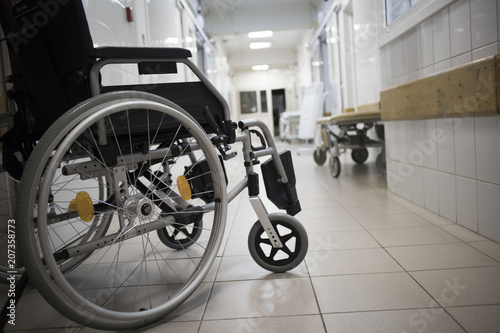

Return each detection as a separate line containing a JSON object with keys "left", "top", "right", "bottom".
{"left": 248, "top": 30, "right": 273, "bottom": 39}
{"left": 252, "top": 64, "right": 269, "bottom": 71}
{"left": 249, "top": 42, "right": 272, "bottom": 50}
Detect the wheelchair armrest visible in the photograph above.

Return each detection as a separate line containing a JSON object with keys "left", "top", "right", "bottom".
{"left": 91, "top": 47, "right": 192, "bottom": 60}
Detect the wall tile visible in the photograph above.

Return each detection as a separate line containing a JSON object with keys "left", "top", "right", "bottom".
{"left": 425, "top": 169, "right": 439, "bottom": 214}
{"left": 471, "top": 0, "right": 498, "bottom": 49}
{"left": 401, "top": 120, "right": 411, "bottom": 162}
{"left": 436, "top": 119, "right": 456, "bottom": 174}
{"left": 450, "top": 0, "right": 472, "bottom": 57}
{"left": 385, "top": 122, "right": 393, "bottom": 160}
{"left": 451, "top": 52, "right": 472, "bottom": 68}
{"left": 456, "top": 176, "right": 478, "bottom": 232}
{"left": 380, "top": 45, "right": 390, "bottom": 83}
{"left": 475, "top": 115, "right": 500, "bottom": 185}
{"left": 472, "top": 42, "right": 499, "bottom": 61}
{"left": 498, "top": 0, "right": 500, "bottom": 42}
{"left": 406, "top": 27, "right": 420, "bottom": 73}
{"left": 419, "top": 18, "right": 434, "bottom": 69}
{"left": 402, "top": 168, "right": 413, "bottom": 201}
{"left": 391, "top": 37, "right": 407, "bottom": 79}
{"left": 412, "top": 166, "right": 425, "bottom": 207}
{"left": 439, "top": 172, "right": 456, "bottom": 222}
{"left": 433, "top": 8, "right": 451, "bottom": 62}
{"left": 408, "top": 120, "right": 426, "bottom": 167}
{"left": 434, "top": 59, "right": 451, "bottom": 74}
{"left": 418, "top": 65, "right": 435, "bottom": 79}
{"left": 454, "top": 117, "right": 476, "bottom": 178}
{"left": 478, "top": 181, "right": 500, "bottom": 243}
{"left": 393, "top": 121, "right": 403, "bottom": 162}
{"left": 387, "top": 160, "right": 397, "bottom": 192}
{"left": 423, "top": 119, "right": 439, "bottom": 169}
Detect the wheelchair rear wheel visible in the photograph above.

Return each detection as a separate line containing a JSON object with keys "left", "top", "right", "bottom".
{"left": 17, "top": 91, "right": 227, "bottom": 330}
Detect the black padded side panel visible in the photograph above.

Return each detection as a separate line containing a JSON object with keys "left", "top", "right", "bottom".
{"left": 0, "top": 0, "right": 94, "bottom": 133}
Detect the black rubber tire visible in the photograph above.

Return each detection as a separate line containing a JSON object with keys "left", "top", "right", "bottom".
{"left": 329, "top": 155, "right": 341, "bottom": 178}
{"left": 248, "top": 213, "right": 308, "bottom": 273}
{"left": 351, "top": 148, "right": 369, "bottom": 164}
{"left": 313, "top": 148, "right": 327, "bottom": 166}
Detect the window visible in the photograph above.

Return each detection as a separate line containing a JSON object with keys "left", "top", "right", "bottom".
{"left": 240, "top": 91, "right": 258, "bottom": 114}
{"left": 386, "top": 0, "right": 420, "bottom": 25}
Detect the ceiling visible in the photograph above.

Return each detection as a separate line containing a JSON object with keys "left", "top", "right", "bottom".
{"left": 200, "top": 0, "right": 317, "bottom": 71}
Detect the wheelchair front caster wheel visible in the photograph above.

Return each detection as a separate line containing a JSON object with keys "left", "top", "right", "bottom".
{"left": 157, "top": 216, "right": 203, "bottom": 250}
{"left": 313, "top": 147, "right": 327, "bottom": 166}
{"left": 329, "top": 155, "right": 341, "bottom": 178}
{"left": 248, "top": 213, "right": 308, "bottom": 273}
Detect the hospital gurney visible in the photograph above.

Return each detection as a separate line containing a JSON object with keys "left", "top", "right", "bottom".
{"left": 313, "top": 111, "right": 385, "bottom": 177}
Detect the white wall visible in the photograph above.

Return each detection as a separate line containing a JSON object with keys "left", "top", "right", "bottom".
{"left": 231, "top": 69, "right": 298, "bottom": 132}
{"left": 381, "top": 0, "right": 500, "bottom": 242}
{"left": 352, "top": 0, "right": 381, "bottom": 106}
{"left": 83, "top": 0, "right": 230, "bottom": 97}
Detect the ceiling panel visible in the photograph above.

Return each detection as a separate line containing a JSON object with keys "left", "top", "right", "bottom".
{"left": 200, "top": 0, "right": 316, "bottom": 71}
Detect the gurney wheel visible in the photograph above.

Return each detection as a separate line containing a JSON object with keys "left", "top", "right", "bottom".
{"left": 313, "top": 148, "right": 327, "bottom": 166}
{"left": 329, "top": 155, "right": 341, "bottom": 178}
{"left": 351, "top": 148, "right": 368, "bottom": 164}
{"left": 248, "top": 213, "right": 308, "bottom": 273}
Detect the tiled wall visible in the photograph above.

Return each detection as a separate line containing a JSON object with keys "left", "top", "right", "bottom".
{"left": 381, "top": 0, "right": 500, "bottom": 243}
{"left": 385, "top": 116, "right": 500, "bottom": 242}
{"left": 380, "top": 0, "right": 499, "bottom": 89}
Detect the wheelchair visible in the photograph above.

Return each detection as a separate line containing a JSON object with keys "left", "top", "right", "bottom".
{"left": 0, "top": 1, "right": 307, "bottom": 330}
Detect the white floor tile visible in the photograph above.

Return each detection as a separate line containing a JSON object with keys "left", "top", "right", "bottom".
{"left": 368, "top": 226, "right": 461, "bottom": 247}
{"left": 447, "top": 304, "right": 500, "bottom": 333}
{"left": 199, "top": 315, "right": 326, "bottom": 333}
{"left": 323, "top": 309, "right": 465, "bottom": 333}
{"left": 468, "top": 240, "right": 500, "bottom": 262}
{"left": 355, "top": 213, "right": 432, "bottom": 230}
{"left": 306, "top": 248, "right": 403, "bottom": 276}
{"left": 203, "top": 278, "right": 319, "bottom": 320}
{"left": 312, "top": 272, "right": 436, "bottom": 313}
{"left": 216, "top": 255, "right": 308, "bottom": 281}
{"left": 411, "top": 266, "right": 500, "bottom": 307}
{"left": 307, "top": 230, "right": 381, "bottom": 251}
{"left": 387, "top": 243, "right": 499, "bottom": 271}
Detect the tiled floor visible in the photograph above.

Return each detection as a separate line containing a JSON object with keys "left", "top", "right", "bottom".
{"left": 2, "top": 142, "right": 500, "bottom": 332}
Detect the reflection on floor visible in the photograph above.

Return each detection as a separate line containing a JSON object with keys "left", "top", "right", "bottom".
{"left": 3, "top": 142, "right": 500, "bottom": 333}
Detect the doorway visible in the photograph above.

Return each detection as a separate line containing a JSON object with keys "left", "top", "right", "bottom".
{"left": 271, "top": 88, "right": 286, "bottom": 136}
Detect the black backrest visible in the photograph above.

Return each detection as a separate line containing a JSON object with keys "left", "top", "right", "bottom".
{"left": 0, "top": 0, "right": 94, "bottom": 134}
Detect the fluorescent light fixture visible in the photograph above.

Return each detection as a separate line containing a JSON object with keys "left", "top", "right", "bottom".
{"left": 166, "top": 37, "right": 179, "bottom": 44}
{"left": 252, "top": 64, "right": 269, "bottom": 71}
{"left": 249, "top": 42, "right": 271, "bottom": 49}
{"left": 248, "top": 30, "right": 273, "bottom": 38}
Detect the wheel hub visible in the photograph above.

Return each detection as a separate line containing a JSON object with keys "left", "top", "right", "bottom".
{"left": 124, "top": 196, "right": 154, "bottom": 219}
